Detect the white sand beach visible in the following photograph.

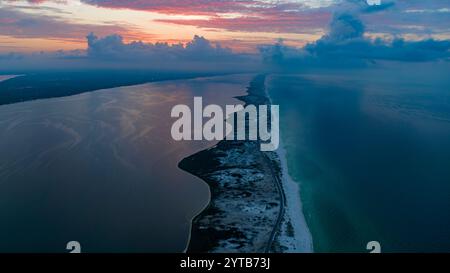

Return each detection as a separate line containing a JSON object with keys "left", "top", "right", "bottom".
{"left": 265, "top": 75, "right": 314, "bottom": 252}
{"left": 276, "top": 140, "right": 314, "bottom": 252}
{"left": 0, "top": 75, "right": 20, "bottom": 82}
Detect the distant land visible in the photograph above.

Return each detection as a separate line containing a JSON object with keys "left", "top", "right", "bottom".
{"left": 0, "top": 70, "right": 221, "bottom": 106}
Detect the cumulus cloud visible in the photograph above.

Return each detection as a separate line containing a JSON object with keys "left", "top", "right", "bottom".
{"left": 1, "top": 0, "right": 449, "bottom": 71}
{"left": 86, "top": 33, "right": 237, "bottom": 61}
{"left": 259, "top": 0, "right": 450, "bottom": 67}
{"left": 324, "top": 12, "right": 365, "bottom": 42}
{"left": 0, "top": 33, "right": 257, "bottom": 71}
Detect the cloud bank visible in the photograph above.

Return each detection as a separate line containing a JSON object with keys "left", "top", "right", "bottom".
{"left": 259, "top": 0, "right": 450, "bottom": 68}
{"left": 3, "top": 0, "right": 449, "bottom": 50}
{"left": 0, "top": 34, "right": 257, "bottom": 72}
{"left": 86, "top": 33, "right": 236, "bottom": 61}
{"left": 1, "top": 0, "right": 449, "bottom": 72}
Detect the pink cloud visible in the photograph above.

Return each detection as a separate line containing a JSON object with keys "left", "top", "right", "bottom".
{"left": 81, "top": 0, "right": 257, "bottom": 15}
{"left": 0, "top": 8, "right": 137, "bottom": 41}
{"left": 5, "top": 0, "right": 66, "bottom": 4}
{"left": 156, "top": 9, "right": 330, "bottom": 33}
{"left": 4, "top": 0, "right": 333, "bottom": 34}
{"left": 79, "top": 0, "right": 332, "bottom": 33}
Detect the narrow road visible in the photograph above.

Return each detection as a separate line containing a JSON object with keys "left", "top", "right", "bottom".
{"left": 264, "top": 153, "right": 286, "bottom": 253}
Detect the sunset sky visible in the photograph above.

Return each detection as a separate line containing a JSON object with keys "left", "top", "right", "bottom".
{"left": 1, "top": 0, "right": 449, "bottom": 53}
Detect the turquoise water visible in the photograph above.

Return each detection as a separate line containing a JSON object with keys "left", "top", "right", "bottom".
{"left": 268, "top": 64, "right": 450, "bottom": 252}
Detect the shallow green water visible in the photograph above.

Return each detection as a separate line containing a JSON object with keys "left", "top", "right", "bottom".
{"left": 268, "top": 65, "right": 450, "bottom": 252}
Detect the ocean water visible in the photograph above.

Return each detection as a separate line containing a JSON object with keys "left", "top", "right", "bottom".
{"left": 0, "top": 74, "right": 251, "bottom": 253}
{"left": 268, "top": 63, "right": 450, "bottom": 252}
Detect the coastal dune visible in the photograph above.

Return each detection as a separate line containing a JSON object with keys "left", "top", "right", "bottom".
{"left": 180, "top": 75, "right": 313, "bottom": 253}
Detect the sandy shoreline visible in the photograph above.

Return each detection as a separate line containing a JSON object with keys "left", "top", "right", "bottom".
{"left": 0, "top": 75, "right": 21, "bottom": 83}
{"left": 181, "top": 74, "right": 314, "bottom": 253}
{"left": 180, "top": 75, "right": 282, "bottom": 252}
{"left": 275, "top": 140, "right": 314, "bottom": 252}
{"left": 265, "top": 76, "right": 314, "bottom": 253}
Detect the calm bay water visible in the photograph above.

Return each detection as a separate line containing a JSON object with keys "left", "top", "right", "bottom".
{"left": 268, "top": 64, "right": 450, "bottom": 252}
{"left": 0, "top": 74, "right": 251, "bottom": 252}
